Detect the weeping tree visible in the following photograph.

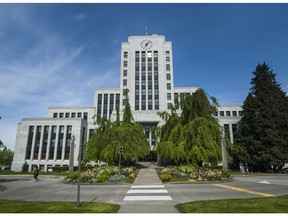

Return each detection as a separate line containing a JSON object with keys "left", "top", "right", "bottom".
{"left": 85, "top": 89, "right": 149, "bottom": 164}
{"left": 156, "top": 88, "right": 230, "bottom": 166}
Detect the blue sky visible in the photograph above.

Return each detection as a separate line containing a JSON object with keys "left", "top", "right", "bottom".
{"left": 1, "top": 3, "right": 288, "bottom": 150}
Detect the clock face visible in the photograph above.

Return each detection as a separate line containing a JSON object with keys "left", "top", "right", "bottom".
{"left": 140, "top": 39, "right": 153, "bottom": 50}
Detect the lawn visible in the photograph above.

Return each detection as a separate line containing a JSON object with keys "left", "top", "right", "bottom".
{"left": 0, "top": 200, "right": 120, "bottom": 213}
{"left": 176, "top": 195, "right": 288, "bottom": 213}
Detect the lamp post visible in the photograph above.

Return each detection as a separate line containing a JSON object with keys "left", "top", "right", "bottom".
{"left": 221, "top": 128, "right": 228, "bottom": 171}
{"left": 69, "top": 135, "right": 75, "bottom": 173}
{"left": 77, "top": 137, "right": 82, "bottom": 208}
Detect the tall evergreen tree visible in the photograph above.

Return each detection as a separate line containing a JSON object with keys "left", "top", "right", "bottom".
{"left": 234, "top": 63, "right": 288, "bottom": 170}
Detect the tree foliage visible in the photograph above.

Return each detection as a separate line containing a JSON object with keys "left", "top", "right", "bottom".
{"left": 156, "top": 89, "right": 226, "bottom": 165}
{"left": 85, "top": 91, "right": 149, "bottom": 164}
{"left": 234, "top": 63, "right": 288, "bottom": 170}
{"left": 0, "top": 141, "right": 14, "bottom": 165}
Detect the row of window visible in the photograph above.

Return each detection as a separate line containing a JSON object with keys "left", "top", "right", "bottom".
{"left": 124, "top": 51, "right": 170, "bottom": 58}
{"left": 134, "top": 51, "right": 159, "bottom": 110}
{"left": 53, "top": 112, "right": 88, "bottom": 121}
{"left": 97, "top": 93, "right": 120, "bottom": 120}
{"left": 26, "top": 125, "right": 72, "bottom": 161}
{"left": 215, "top": 110, "right": 243, "bottom": 117}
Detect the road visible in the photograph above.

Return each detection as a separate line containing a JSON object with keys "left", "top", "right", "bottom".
{"left": 0, "top": 173, "right": 288, "bottom": 212}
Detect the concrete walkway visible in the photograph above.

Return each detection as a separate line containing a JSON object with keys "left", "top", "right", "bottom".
{"left": 118, "top": 162, "right": 179, "bottom": 213}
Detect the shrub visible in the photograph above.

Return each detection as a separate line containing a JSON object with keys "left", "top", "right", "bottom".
{"left": 65, "top": 172, "right": 78, "bottom": 183}
{"left": 22, "top": 161, "right": 29, "bottom": 173}
{"left": 108, "top": 174, "right": 126, "bottom": 183}
{"left": 160, "top": 173, "right": 172, "bottom": 181}
{"left": 159, "top": 165, "right": 231, "bottom": 182}
{"left": 97, "top": 173, "right": 111, "bottom": 183}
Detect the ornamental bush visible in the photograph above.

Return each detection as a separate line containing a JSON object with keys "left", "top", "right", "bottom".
{"left": 65, "top": 165, "right": 137, "bottom": 183}
{"left": 159, "top": 165, "right": 231, "bottom": 182}
{"left": 160, "top": 173, "right": 172, "bottom": 181}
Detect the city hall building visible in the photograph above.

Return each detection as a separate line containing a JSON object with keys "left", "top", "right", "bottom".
{"left": 11, "top": 34, "right": 242, "bottom": 172}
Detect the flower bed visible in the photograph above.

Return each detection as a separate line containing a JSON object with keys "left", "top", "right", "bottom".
{"left": 65, "top": 165, "right": 137, "bottom": 184}
{"left": 159, "top": 165, "right": 231, "bottom": 182}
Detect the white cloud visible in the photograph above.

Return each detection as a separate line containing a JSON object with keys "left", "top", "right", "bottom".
{"left": 66, "top": 13, "right": 87, "bottom": 23}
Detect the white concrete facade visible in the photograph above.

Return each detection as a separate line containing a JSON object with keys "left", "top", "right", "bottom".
{"left": 12, "top": 118, "right": 87, "bottom": 172}
{"left": 11, "top": 33, "right": 242, "bottom": 171}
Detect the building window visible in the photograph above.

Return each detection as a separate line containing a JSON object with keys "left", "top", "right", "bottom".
{"left": 239, "top": 111, "right": 243, "bottom": 116}
{"left": 123, "top": 79, "right": 127, "bottom": 86}
{"left": 147, "top": 51, "right": 152, "bottom": 58}
{"left": 71, "top": 112, "right": 76, "bottom": 118}
{"left": 155, "top": 99, "right": 159, "bottom": 110}
{"left": 214, "top": 111, "right": 218, "bottom": 116}
{"left": 64, "top": 125, "right": 72, "bottom": 160}
{"left": 166, "top": 64, "right": 170, "bottom": 71}
{"left": 220, "top": 111, "right": 224, "bottom": 116}
{"left": 174, "top": 93, "right": 179, "bottom": 108}
{"left": 166, "top": 51, "right": 170, "bottom": 55}
{"left": 166, "top": 74, "right": 171, "bottom": 80}
{"left": 167, "top": 103, "right": 172, "bottom": 109}
{"left": 49, "top": 126, "right": 57, "bottom": 160}
{"left": 26, "top": 126, "right": 34, "bottom": 160}
{"left": 97, "top": 94, "right": 102, "bottom": 116}
{"left": 123, "top": 61, "right": 127, "bottom": 67}
{"left": 123, "top": 88, "right": 128, "bottom": 95}
{"left": 124, "top": 52, "right": 128, "bottom": 58}
{"left": 167, "top": 83, "right": 171, "bottom": 90}
{"left": 116, "top": 94, "right": 120, "bottom": 108}
{"left": 103, "top": 94, "right": 108, "bottom": 120}
{"left": 83, "top": 112, "right": 88, "bottom": 121}
{"left": 226, "top": 111, "right": 231, "bottom": 116}
{"left": 166, "top": 56, "right": 170, "bottom": 62}
{"left": 224, "top": 124, "right": 230, "bottom": 139}
{"left": 65, "top": 113, "right": 70, "bottom": 118}
{"left": 154, "top": 51, "right": 158, "bottom": 57}
{"left": 167, "top": 93, "right": 171, "bottom": 100}
{"left": 77, "top": 112, "right": 82, "bottom": 118}
{"left": 57, "top": 126, "right": 64, "bottom": 160}
{"left": 34, "top": 126, "right": 42, "bottom": 160}
{"left": 232, "top": 124, "right": 237, "bottom": 135}
{"left": 109, "top": 94, "right": 114, "bottom": 116}
{"left": 232, "top": 111, "right": 237, "bottom": 116}
{"left": 53, "top": 113, "right": 57, "bottom": 118}
{"left": 123, "top": 70, "right": 127, "bottom": 76}
{"left": 42, "top": 126, "right": 49, "bottom": 160}
{"left": 59, "top": 113, "right": 64, "bottom": 118}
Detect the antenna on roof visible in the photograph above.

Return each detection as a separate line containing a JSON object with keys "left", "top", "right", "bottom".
{"left": 145, "top": 24, "right": 148, "bottom": 36}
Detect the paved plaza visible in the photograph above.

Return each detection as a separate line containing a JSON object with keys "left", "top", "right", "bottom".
{"left": 1, "top": 163, "right": 288, "bottom": 213}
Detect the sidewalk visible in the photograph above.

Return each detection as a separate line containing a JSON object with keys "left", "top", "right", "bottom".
{"left": 118, "top": 162, "right": 179, "bottom": 213}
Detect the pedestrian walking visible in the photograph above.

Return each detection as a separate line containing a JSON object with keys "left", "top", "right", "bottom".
{"left": 34, "top": 166, "right": 39, "bottom": 182}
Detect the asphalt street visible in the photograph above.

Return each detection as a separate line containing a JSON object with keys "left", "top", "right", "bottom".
{"left": 0, "top": 171, "right": 288, "bottom": 213}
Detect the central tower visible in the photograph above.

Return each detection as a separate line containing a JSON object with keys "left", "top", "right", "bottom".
{"left": 120, "top": 34, "right": 175, "bottom": 112}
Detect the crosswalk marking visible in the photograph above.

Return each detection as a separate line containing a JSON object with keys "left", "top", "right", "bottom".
{"left": 131, "top": 185, "right": 165, "bottom": 188}
{"left": 127, "top": 189, "right": 168, "bottom": 194}
{"left": 124, "top": 184, "right": 172, "bottom": 201}
{"left": 124, "top": 196, "right": 172, "bottom": 201}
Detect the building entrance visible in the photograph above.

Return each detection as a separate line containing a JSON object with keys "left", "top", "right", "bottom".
{"left": 139, "top": 151, "right": 157, "bottom": 162}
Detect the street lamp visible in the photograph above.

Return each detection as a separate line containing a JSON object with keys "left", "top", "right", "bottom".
{"left": 77, "top": 136, "right": 82, "bottom": 208}
{"left": 69, "top": 135, "right": 75, "bottom": 173}
{"left": 221, "top": 128, "right": 228, "bottom": 171}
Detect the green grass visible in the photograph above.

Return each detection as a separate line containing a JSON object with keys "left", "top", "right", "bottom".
{"left": 176, "top": 195, "right": 288, "bottom": 213}
{"left": 170, "top": 176, "right": 190, "bottom": 182}
{"left": 0, "top": 200, "right": 120, "bottom": 213}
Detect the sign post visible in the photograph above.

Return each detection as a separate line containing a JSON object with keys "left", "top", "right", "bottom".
{"left": 118, "top": 146, "right": 123, "bottom": 175}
